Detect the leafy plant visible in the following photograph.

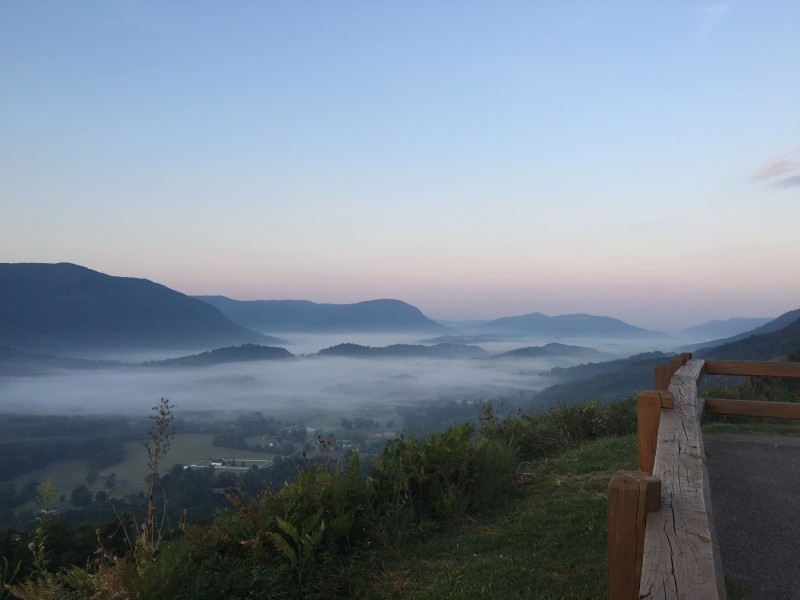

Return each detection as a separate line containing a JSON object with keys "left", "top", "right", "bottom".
{"left": 267, "top": 511, "right": 325, "bottom": 586}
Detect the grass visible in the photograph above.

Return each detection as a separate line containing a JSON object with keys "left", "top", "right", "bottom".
{"left": 364, "top": 434, "right": 637, "bottom": 599}
{"left": 701, "top": 416, "right": 800, "bottom": 436}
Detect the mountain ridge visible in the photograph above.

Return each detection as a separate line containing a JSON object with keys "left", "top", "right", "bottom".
{"left": 196, "top": 296, "right": 447, "bottom": 333}
{"left": 143, "top": 344, "right": 294, "bottom": 367}
{"left": 0, "top": 263, "right": 275, "bottom": 353}
{"left": 683, "top": 308, "right": 800, "bottom": 353}
{"left": 470, "top": 312, "right": 666, "bottom": 339}
{"left": 679, "top": 317, "right": 773, "bottom": 340}
{"left": 695, "top": 312, "right": 800, "bottom": 360}
{"left": 492, "top": 343, "right": 603, "bottom": 360}
{"left": 314, "top": 342, "right": 488, "bottom": 359}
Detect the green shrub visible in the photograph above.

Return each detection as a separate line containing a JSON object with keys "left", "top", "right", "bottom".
{"left": 480, "top": 397, "right": 637, "bottom": 461}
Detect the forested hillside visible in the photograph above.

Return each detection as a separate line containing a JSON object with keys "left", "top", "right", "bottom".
{"left": 0, "top": 263, "right": 273, "bottom": 353}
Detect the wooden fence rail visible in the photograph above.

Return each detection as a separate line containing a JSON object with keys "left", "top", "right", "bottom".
{"left": 608, "top": 356, "right": 800, "bottom": 599}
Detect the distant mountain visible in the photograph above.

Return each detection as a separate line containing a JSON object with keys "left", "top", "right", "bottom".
{"left": 315, "top": 343, "right": 488, "bottom": 359}
{"left": 471, "top": 312, "right": 665, "bottom": 339}
{"left": 685, "top": 308, "right": 800, "bottom": 352}
{"left": 695, "top": 314, "right": 800, "bottom": 361}
{"left": 680, "top": 317, "right": 774, "bottom": 340}
{"left": 493, "top": 343, "right": 603, "bottom": 360}
{"left": 534, "top": 352, "right": 672, "bottom": 405}
{"left": 144, "top": 344, "right": 294, "bottom": 367}
{"left": 432, "top": 319, "right": 489, "bottom": 330}
{"left": 196, "top": 296, "right": 447, "bottom": 333}
{"left": 0, "top": 263, "right": 276, "bottom": 353}
{"left": 421, "top": 334, "right": 511, "bottom": 345}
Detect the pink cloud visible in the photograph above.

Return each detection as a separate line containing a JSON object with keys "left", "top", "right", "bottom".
{"left": 752, "top": 146, "right": 800, "bottom": 187}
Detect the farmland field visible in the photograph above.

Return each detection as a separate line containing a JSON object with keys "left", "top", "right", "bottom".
{"left": 10, "top": 433, "right": 278, "bottom": 513}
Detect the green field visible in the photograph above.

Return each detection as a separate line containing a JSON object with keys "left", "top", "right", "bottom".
{"left": 10, "top": 433, "right": 277, "bottom": 512}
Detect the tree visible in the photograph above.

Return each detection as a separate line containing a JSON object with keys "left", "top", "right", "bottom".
{"left": 70, "top": 484, "right": 92, "bottom": 507}
{"left": 103, "top": 472, "right": 118, "bottom": 489}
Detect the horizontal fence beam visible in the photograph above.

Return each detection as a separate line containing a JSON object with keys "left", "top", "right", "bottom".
{"left": 705, "top": 398, "right": 800, "bottom": 420}
{"left": 639, "top": 359, "right": 725, "bottom": 599}
{"left": 704, "top": 360, "right": 800, "bottom": 378}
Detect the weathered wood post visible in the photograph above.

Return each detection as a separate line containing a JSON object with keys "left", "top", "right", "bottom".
{"left": 670, "top": 357, "right": 684, "bottom": 376}
{"left": 654, "top": 365, "right": 671, "bottom": 391}
{"left": 636, "top": 390, "right": 674, "bottom": 474}
{"left": 608, "top": 471, "right": 661, "bottom": 599}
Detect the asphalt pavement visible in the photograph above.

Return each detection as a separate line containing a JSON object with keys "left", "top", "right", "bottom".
{"left": 704, "top": 433, "right": 800, "bottom": 600}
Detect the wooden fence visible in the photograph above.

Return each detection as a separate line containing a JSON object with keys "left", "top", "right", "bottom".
{"left": 607, "top": 354, "right": 800, "bottom": 599}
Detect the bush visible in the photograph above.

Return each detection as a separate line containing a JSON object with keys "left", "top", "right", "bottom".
{"left": 480, "top": 397, "right": 637, "bottom": 461}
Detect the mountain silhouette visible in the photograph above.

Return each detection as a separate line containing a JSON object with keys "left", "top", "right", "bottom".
{"left": 695, "top": 311, "right": 800, "bottom": 360}
{"left": 493, "top": 343, "right": 603, "bottom": 360}
{"left": 196, "top": 296, "right": 447, "bottom": 333}
{"left": 144, "top": 344, "right": 294, "bottom": 367}
{"left": 315, "top": 342, "right": 487, "bottom": 359}
{"left": 472, "top": 312, "right": 665, "bottom": 338}
{"left": 0, "top": 263, "right": 275, "bottom": 353}
{"left": 680, "top": 317, "right": 773, "bottom": 340}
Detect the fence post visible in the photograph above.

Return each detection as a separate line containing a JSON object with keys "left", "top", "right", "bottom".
{"left": 637, "top": 390, "right": 672, "bottom": 474}
{"left": 608, "top": 470, "right": 661, "bottom": 600}
{"left": 654, "top": 365, "right": 671, "bottom": 391}
{"left": 670, "top": 357, "right": 684, "bottom": 375}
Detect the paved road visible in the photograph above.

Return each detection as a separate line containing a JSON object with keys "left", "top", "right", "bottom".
{"left": 704, "top": 433, "right": 800, "bottom": 600}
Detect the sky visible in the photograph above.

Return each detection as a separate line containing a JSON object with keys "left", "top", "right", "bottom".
{"left": 1, "top": 1, "right": 798, "bottom": 331}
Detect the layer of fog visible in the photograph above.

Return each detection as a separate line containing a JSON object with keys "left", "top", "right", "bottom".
{"left": 0, "top": 356, "right": 569, "bottom": 417}
{"left": 273, "top": 332, "right": 676, "bottom": 359}
{"left": 0, "top": 331, "right": 699, "bottom": 419}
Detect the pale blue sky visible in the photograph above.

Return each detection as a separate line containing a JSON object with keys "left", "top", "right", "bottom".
{"left": 1, "top": 1, "right": 798, "bottom": 330}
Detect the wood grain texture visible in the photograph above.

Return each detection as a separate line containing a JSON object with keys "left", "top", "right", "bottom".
{"left": 654, "top": 365, "right": 672, "bottom": 391}
{"left": 608, "top": 471, "right": 662, "bottom": 600}
{"left": 704, "top": 360, "right": 800, "bottom": 378}
{"left": 639, "top": 359, "right": 726, "bottom": 599}
{"left": 637, "top": 391, "right": 673, "bottom": 474}
{"left": 705, "top": 398, "right": 800, "bottom": 419}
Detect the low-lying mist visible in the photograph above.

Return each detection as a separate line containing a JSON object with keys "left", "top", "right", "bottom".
{"left": 0, "top": 332, "right": 681, "bottom": 419}
{"left": 0, "top": 355, "right": 563, "bottom": 417}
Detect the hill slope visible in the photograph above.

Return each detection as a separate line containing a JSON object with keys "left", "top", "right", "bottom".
{"left": 696, "top": 315, "right": 800, "bottom": 360}
{"left": 315, "top": 342, "right": 487, "bottom": 359}
{"left": 534, "top": 352, "right": 671, "bottom": 405}
{"left": 0, "top": 263, "right": 274, "bottom": 353}
{"left": 685, "top": 308, "right": 800, "bottom": 351}
{"left": 472, "top": 312, "right": 665, "bottom": 338}
{"left": 196, "top": 296, "right": 446, "bottom": 333}
{"left": 493, "top": 343, "right": 603, "bottom": 360}
{"left": 144, "top": 344, "right": 294, "bottom": 367}
{"left": 680, "top": 317, "right": 773, "bottom": 340}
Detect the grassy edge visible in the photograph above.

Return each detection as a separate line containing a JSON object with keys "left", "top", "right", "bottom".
{"left": 363, "top": 434, "right": 637, "bottom": 599}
